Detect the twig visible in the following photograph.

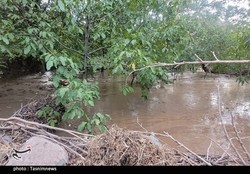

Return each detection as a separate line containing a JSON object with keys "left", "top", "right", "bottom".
{"left": 53, "top": 37, "right": 84, "bottom": 56}
{"left": 119, "top": 143, "right": 129, "bottom": 161}
{"left": 0, "top": 126, "right": 20, "bottom": 130}
{"left": 163, "top": 131, "right": 212, "bottom": 166}
{"left": 0, "top": 117, "right": 93, "bottom": 138}
{"left": 230, "top": 112, "right": 250, "bottom": 160}
{"left": 20, "top": 128, "right": 85, "bottom": 160}
{"left": 211, "top": 51, "right": 219, "bottom": 61}
{"left": 89, "top": 46, "right": 108, "bottom": 55}
{"left": 195, "top": 54, "right": 204, "bottom": 62}
{"left": 206, "top": 140, "right": 212, "bottom": 161}
{"left": 213, "top": 142, "right": 231, "bottom": 165}
{"left": 173, "top": 149, "right": 198, "bottom": 166}
{"left": 39, "top": 128, "right": 88, "bottom": 154}
{"left": 137, "top": 144, "right": 145, "bottom": 165}
{"left": 136, "top": 117, "right": 148, "bottom": 132}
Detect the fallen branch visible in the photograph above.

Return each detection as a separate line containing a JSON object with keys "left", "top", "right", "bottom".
{"left": 216, "top": 85, "right": 246, "bottom": 165}
{"left": 125, "top": 59, "right": 250, "bottom": 84}
{"left": 230, "top": 112, "right": 250, "bottom": 160}
{"left": 206, "top": 140, "right": 212, "bottom": 161}
{"left": 20, "top": 128, "right": 86, "bottom": 160}
{"left": 209, "top": 138, "right": 239, "bottom": 165}
{"left": 163, "top": 131, "right": 212, "bottom": 166}
{"left": 0, "top": 117, "right": 93, "bottom": 139}
{"left": 195, "top": 54, "right": 203, "bottom": 62}
{"left": 211, "top": 51, "right": 219, "bottom": 61}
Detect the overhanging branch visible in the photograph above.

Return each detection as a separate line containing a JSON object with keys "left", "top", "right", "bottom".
{"left": 125, "top": 59, "right": 250, "bottom": 84}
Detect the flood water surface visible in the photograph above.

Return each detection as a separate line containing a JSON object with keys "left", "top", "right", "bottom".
{"left": 92, "top": 72, "right": 250, "bottom": 155}
{"left": 0, "top": 72, "right": 250, "bottom": 155}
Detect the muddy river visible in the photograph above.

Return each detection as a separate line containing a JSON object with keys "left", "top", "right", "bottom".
{"left": 0, "top": 71, "right": 250, "bottom": 155}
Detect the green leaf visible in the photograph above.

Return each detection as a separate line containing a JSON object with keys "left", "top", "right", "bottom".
{"left": 58, "top": 0, "right": 65, "bottom": 11}
{"left": 44, "top": 53, "right": 51, "bottom": 62}
{"left": 46, "top": 60, "right": 54, "bottom": 70}
{"left": 58, "top": 87, "right": 68, "bottom": 98}
{"left": 97, "top": 125, "right": 107, "bottom": 132}
{"left": 127, "top": 29, "right": 132, "bottom": 33}
{"left": 131, "top": 39, "right": 136, "bottom": 45}
{"left": 95, "top": 119, "right": 100, "bottom": 125}
{"left": 78, "top": 28, "right": 83, "bottom": 35}
{"left": 38, "top": 43, "right": 43, "bottom": 50}
{"left": 121, "top": 85, "right": 134, "bottom": 96}
{"left": 48, "top": 119, "right": 57, "bottom": 127}
{"left": 78, "top": 121, "right": 87, "bottom": 131}
{"left": 101, "top": 33, "right": 106, "bottom": 39}
{"left": 124, "top": 39, "right": 130, "bottom": 45}
{"left": 88, "top": 100, "right": 94, "bottom": 107}
{"left": 2, "top": 36, "right": 9, "bottom": 45}
{"left": 27, "top": 28, "right": 33, "bottom": 34}
{"left": 36, "top": 110, "right": 44, "bottom": 118}
{"left": 24, "top": 45, "right": 31, "bottom": 55}
{"left": 7, "top": 33, "right": 14, "bottom": 41}
{"left": 53, "top": 75, "right": 61, "bottom": 88}
{"left": 59, "top": 56, "right": 66, "bottom": 66}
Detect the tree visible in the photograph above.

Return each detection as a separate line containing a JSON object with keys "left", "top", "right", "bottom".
{"left": 0, "top": 0, "right": 186, "bottom": 132}
{"left": 177, "top": 0, "right": 250, "bottom": 77}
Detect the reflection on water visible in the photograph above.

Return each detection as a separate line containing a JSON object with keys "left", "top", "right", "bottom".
{"left": 0, "top": 72, "right": 250, "bottom": 155}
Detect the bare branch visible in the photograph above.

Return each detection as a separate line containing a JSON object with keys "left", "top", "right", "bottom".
{"left": 195, "top": 54, "right": 204, "bottom": 62}
{"left": 125, "top": 59, "right": 250, "bottom": 84}
{"left": 136, "top": 117, "right": 148, "bottom": 132}
{"left": 21, "top": 128, "right": 86, "bottom": 160}
{"left": 216, "top": 85, "right": 246, "bottom": 165}
{"left": 206, "top": 140, "right": 212, "bottom": 161}
{"left": 53, "top": 37, "right": 84, "bottom": 56}
{"left": 211, "top": 51, "right": 219, "bottom": 61}
{"left": 0, "top": 117, "right": 93, "bottom": 138}
{"left": 89, "top": 46, "right": 108, "bottom": 55}
{"left": 230, "top": 112, "right": 250, "bottom": 160}
{"left": 209, "top": 138, "right": 239, "bottom": 165}
{"left": 163, "top": 131, "right": 212, "bottom": 166}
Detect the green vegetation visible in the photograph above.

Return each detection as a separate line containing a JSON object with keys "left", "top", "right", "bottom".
{"left": 0, "top": 0, "right": 249, "bottom": 133}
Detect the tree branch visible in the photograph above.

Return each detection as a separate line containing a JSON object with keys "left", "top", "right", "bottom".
{"left": 53, "top": 37, "right": 84, "bottom": 56}
{"left": 211, "top": 51, "right": 219, "bottom": 61}
{"left": 163, "top": 131, "right": 212, "bottom": 166}
{"left": 125, "top": 59, "right": 250, "bottom": 84}
{"left": 195, "top": 54, "right": 204, "bottom": 62}
{"left": 88, "top": 46, "right": 108, "bottom": 55}
{"left": 217, "top": 85, "right": 246, "bottom": 165}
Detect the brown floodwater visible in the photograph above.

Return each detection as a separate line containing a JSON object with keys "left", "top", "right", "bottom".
{"left": 0, "top": 71, "right": 250, "bottom": 156}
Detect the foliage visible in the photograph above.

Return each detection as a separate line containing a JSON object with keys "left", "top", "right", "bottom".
{"left": 37, "top": 106, "right": 60, "bottom": 127}
{"left": 236, "top": 75, "right": 250, "bottom": 86}
{"left": 43, "top": 52, "right": 110, "bottom": 133}
{"left": 179, "top": 0, "right": 250, "bottom": 78}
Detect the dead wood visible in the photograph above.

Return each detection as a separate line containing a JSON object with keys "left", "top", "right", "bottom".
{"left": 125, "top": 53, "right": 250, "bottom": 84}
